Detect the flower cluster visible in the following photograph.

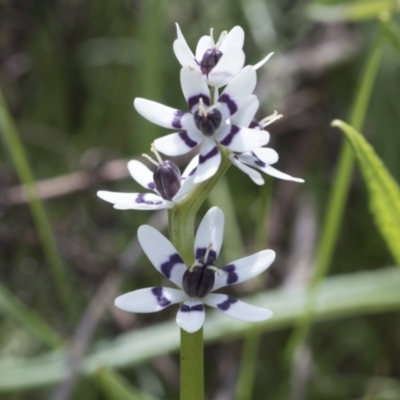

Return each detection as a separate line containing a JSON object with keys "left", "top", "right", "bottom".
{"left": 98, "top": 25, "right": 304, "bottom": 332}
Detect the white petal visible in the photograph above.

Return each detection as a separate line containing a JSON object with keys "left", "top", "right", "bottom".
{"left": 175, "top": 23, "right": 186, "bottom": 41}
{"left": 229, "top": 95, "right": 259, "bottom": 127}
{"left": 218, "top": 66, "right": 256, "bottom": 116}
{"left": 219, "top": 26, "right": 245, "bottom": 53}
{"left": 154, "top": 131, "right": 202, "bottom": 156}
{"left": 180, "top": 67, "right": 211, "bottom": 112}
{"left": 229, "top": 154, "right": 264, "bottom": 185}
{"left": 253, "top": 52, "right": 274, "bottom": 71}
{"left": 193, "top": 139, "right": 221, "bottom": 184}
{"left": 213, "top": 250, "right": 276, "bottom": 291}
{"left": 138, "top": 225, "right": 187, "bottom": 288}
{"left": 216, "top": 125, "right": 270, "bottom": 152}
{"left": 182, "top": 155, "right": 199, "bottom": 178}
{"left": 173, "top": 174, "right": 195, "bottom": 201}
{"left": 173, "top": 39, "right": 198, "bottom": 69}
{"left": 127, "top": 160, "right": 155, "bottom": 191}
{"left": 208, "top": 47, "right": 245, "bottom": 88}
{"left": 260, "top": 165, "right": 305, "bottom": 183}
{"left": 194, "top": 206, "right": 224, "bottom": 262}
{"left": 204, "top": 294, "right": 273, "bottom": 322}
{"left": 97, "top": 191, "right": 167, "bottom": 210}
{"left": 176, "top": 300, "right": 205, "bottom": 333}
{"left": 115, "top": 287, "right": 187, "bottom": 313}
{"left": 134, "top": 98, "right": 188, "bottom": 129}
{"left": 252, "top": 148, "right": 279, "bottom": 164}
{"left": 195, "top": 35, "right": 213, "bottom": 60}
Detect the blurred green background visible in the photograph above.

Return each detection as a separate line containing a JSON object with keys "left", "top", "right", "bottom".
{"left": 1, "top": 0, "right": 400, "bottom": 399}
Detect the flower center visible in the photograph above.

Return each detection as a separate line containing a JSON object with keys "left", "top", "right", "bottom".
{"left": 182, "top": 244, "right": 217, "bottom": 298}
{"left": 193, "top": 98, "right": 222, "bottom": 137}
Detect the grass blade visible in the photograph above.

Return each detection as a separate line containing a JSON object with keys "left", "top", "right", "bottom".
{"left": 332, "top": 120, "right": 400, "bottom": 264}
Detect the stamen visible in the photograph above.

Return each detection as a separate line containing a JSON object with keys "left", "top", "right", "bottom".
{"left": 210, "top": 28, "right": 214, "bottom": 45}
{"left": 198, "top": 97, "right": 208, "bottom": 116}
{"left": 259, "top": 111, "right": 283, "bottom": 127}
{"left": 215, "top": 31, "right": 227, "bottom": 49}
{"left": 189, "top": 261, "right": 203, "bottom": 272}
{"left": 150, "top": 143, "right": 164, "bottom": 164}
{"left": 142, "top": 153, "right": 159, "bottom": 167}
{"left": 204, "top": 243, "right": 213, "bottom": 263}
{"left": 207, "top": 265, "right": 219, "bottom": 275}
{"left": 206, "top": 101, "right": 221, "bottom": 113}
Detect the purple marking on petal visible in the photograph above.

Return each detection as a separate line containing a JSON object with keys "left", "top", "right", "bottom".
{"left": 217, "top": 296, "right": 238, "bottom": 311}
{"left": 148, "top": 182, "right": 156, "bottom": 190}
{"left": 135, "top": 194, "right": 145, "bottom": 203}
{"left": 221, "top": 264, "right": 238, "bottom": 284}
{"left": 180, "top": 303, "right": 204, "bottom": 312}
{"left": 218, "top": 94, "right": 238, "bottom": 115}
{"left": 251, "top": 151, "right": 266, "bottom": 168}
{"left": 172, "top": 110, "right": 185, "bottom": 129}
{"left": 187, "top": 94, "right": 210, "bottom": 110}
{"left": 196, "top": 248, "right": 217, "bottom": 265}
{"left": 189, "top": 166, "right": 197, "bottom": 176}
{"left": 151, "top": 286, "right": 172, "bottom": 307}
{"left": 249, "top": 118, "right": 261, "bottom": 129}
{"left": 160, "top": 253, "right": 184, "bottom": 278}
{"left": 219, "top": 125, "right": 240, "bottom": 147}
{"left": 199, "top": 146, "right": 219, "bottom": 164}
{"left": 179, "top": 131, "right": 198, "bottom": 148}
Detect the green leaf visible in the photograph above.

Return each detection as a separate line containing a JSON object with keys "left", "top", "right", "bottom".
{"left": 381, "top": 16, "right": 400, "bottom": 62}
{"left": 332, "top": 120, "right": 400, "bottom": 264}
{"left": 94, "top": 367, "right": 158, "bottom": 400}
{"left": 308, "top": 1, "right": 399, "bottom": 23}
{"left": 0, "top": 266, "right": 400, "bottom": 391}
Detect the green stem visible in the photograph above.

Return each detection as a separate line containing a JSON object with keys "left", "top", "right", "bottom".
{"left": 0, "top": 87, "right": 74, "bottom": 319}
{"left": 168, "top": 149, "right": 231, "bottom": 400}
{"left": 285, "top": 28, "right": 385, "bottom": 363}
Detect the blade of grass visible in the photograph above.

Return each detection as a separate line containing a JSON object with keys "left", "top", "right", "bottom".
{"left": 285, "top": 27, "right": 386, "bottom": 363}
{"left": 0, "top": 87, "right": 74, "bottom": 318}
{"left": 0, "top": 281, "right": 64, "bottom": 348}
{"left": 0, "top": 266, "right": 399, "bottom": 391}
{"left": 332, "top": 120, "right": 400, "bottom": 264}
{"left": 94, "top": 367, "right": 158, "bottom": 400}
{"left": 380, "top": 13, "right": 400, "bottom": 62}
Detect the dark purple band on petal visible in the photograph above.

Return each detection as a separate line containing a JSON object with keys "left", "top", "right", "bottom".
{"left": 218, "top": 94, "right": 238, "bottom": 115}
{"left": 217, "top": 296, "right": 238, "bottom": 311}
{"left": 135, "top": 194, "right": 163, "bottom": 205}
{"left": 148, "top": 182, "right": 155, "bottom": 190}
{"left": 187, "top": 94, "right": 210, "bottom": 111}
{"left": 219, "top": 125, "right": 240, "bottom": 147}
{"left": 180, "top": 303, "right": 204, "bottom": 312}
{"left": 160, "top": 253, "right": 184, "bottom": 278}
{"left": 251, "top": 151, "right": 266, "bottom": 168}
{"left": 199, "top": 146, "right": 219, "bottom": 164}
{"left": 221, "top": 264, "right": 238, "bottom": 284}
{"left": 196, "top": 248, "right": 217, "bottom": 264}
{"left": 179, "top": 131, "right": 198, "bottom": 148}
{"left": 151, "top": 286, "right": 172, "bottom": 307}
{"left": 172, "top": 110, "right": 186, "bottom": 129}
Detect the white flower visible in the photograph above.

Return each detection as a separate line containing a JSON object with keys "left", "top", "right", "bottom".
{"left": 97, "top": 154, "right": 197, "bottom": 211}
{"left": 173, "top": 24, "right": 246, "bottom": 88}
{"left": 227, "top": 100, "right": 304, "bottom": 185}
{"left": 134, "top": 66, "right": 270, "bottom": 184}
{"left": 115, "top": 207, "right": 275, "bottom": 333}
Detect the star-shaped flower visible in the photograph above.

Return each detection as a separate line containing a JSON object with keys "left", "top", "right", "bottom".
{"left": 115, "top": 207, "right": 275, "bottom": 333}
{"left": 134, "top": 66, "right": 270, "bottom": 184}
{"left": 173, "top": 24, "right": 245, "bottom": 88}
{"left": 97, "top": 151, "right": 197, "bottom": 211}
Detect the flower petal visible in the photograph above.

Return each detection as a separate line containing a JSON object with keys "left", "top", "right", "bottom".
{"left": 115, "top": 287, "right": 187, "bottom": 313}
{"left": 173, "top": 24, "right": 197, "bottom": 68}
{"left": 219, "top": 26, "right": 245, "bottom": 53}
{"left": 195, "top": 35, "right": 214, "bottom": 60}
{"left": 204, "top": 294, "right": 273, "bottom": 322}
{"left": 213, "top": 250, "right": 276, "bottom": 291}
{"left": 215, "top": 125, "right": 270, "bottom": 152}
{"left": 194, "top": 206, "right": 224, "bottom": 263}
{"left": 134, "top": 98, "right": 188, "bottom": 130}
{"left": 208, "top": 47, "right": 245, "bottom": 88}
{"left": 173, "top": 174, "right": 195, "bottom": 201}
{"left": 194, "top": 139, "right": 221, "bottom": 184}
{"left": 229, "top": 154, "right": 264, "bottom": 185}
{"left": 97, "top": 191, "right": 167, "bottom": 210}
{"left": 127, "top": 160, "right": 155, "bottom": 191}
{"left": 154, "top": 131, "right": 202, "bottom": 156}
{"left": 253, "top": 51, "right": 274, "bottom": 71}
{"left": 259, "top": 165, "right": 305, "bottom": 183}
{"left": 251, "top": 148, "right": 279, "bottom": 164}
{"left": 229, "top": 95, "right": 259, "bottom": 127}
{"left": 182, "top": 155, "right": 199, "bottom": 178}
{"left": 176, "top": 300, "right": 205, "bottom": 333}
{"left": 138, "top": 225, "right": 187, "bottom": 288}
{"left": 180, "top": 67, "right": 211, "bottom": 113}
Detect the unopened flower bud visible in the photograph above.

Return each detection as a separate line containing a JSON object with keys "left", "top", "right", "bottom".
{"left": 182, "top": 266, "right": 215, "bottom": 298}
{"left": 200, "top": 48, "right": 223, "bottom": 75}
{"left": 153, "top": 160, "right": 181, "bottom": 200}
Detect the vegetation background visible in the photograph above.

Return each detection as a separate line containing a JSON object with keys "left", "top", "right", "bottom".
{"left": 0, "top": 0, "right": 400, "bottom": 399}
